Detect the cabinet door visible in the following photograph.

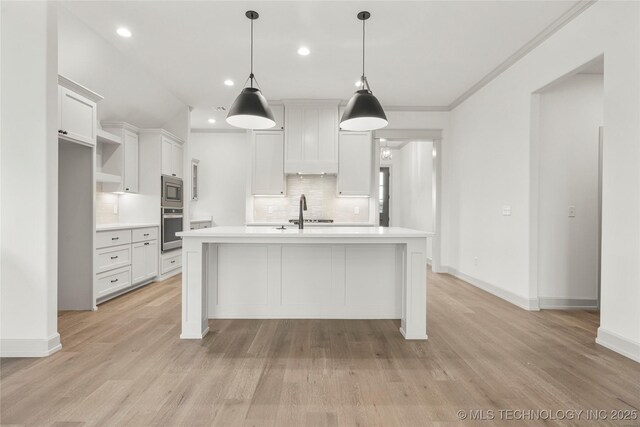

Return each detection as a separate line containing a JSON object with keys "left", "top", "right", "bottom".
{"left": 284, "top": 104, "right": 339, "bottom": 174}
{"left": 145, "top": 240, "right": 159, "bottom": 279}
{"left": 59, "top": 86, "right": 97, "bottom": 146}
{"left": 338, "top": 132, "right": 372, "bottom": 196}
{"left": 252, "top": 131, "right": 284, "bottom": 195}
{"left": 123, "top": 130, "right": 139, "bottom": 193}
{"left": 161, "top": 137, "right": 173, "bottom": 176}
{"left": 172, "top": 143, "right": 184, "bottom": 178}
{"left": 131, "top": 242, "right": 147, "bottom": 284}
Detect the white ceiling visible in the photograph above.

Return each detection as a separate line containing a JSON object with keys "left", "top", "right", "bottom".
{"left": 61, "top": 1, "right": 581, "bottom": 129}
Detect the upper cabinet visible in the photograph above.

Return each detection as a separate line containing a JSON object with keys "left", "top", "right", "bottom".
{"left": 100, "top": 122, "right": 140, "bottom": 193}
{"left": 269, "top": 104, "right": 285, "bottom": 130}
{"left": 58, "top": 76, "right": 103, "bottom": 146}
{"left": 337, "top": 131, "right": 372, "bottom": 196}
{"left": 284, "top": 101, "right": 339, "bottom": 174}
{"left": 161, "top": 135, "right": 184, "bottom": 178}
{"left": 252, "top": 131, "right": 285, "bottom": 195}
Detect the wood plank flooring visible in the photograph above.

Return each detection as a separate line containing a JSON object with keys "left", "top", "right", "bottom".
{"left": 1, "top": 270, "right": 639, "bottom": 426}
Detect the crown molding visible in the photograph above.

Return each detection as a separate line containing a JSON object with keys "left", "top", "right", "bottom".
{"left": 58, "top": 75, "right": 103, "bottom": 102}
{"left": 447, "top": 0, "right": 598, "bottom": 110}
{"left": 138, "top": 128, "right": 184, "bottom": 143}
{"left": 100, "top": 121, "right": 140, "bottom": 133}
{"left": 383, "top": 105, "right": 450, "bottom": 112}
{"left": 191, "top": 128, "right": 247, "bottom": 134}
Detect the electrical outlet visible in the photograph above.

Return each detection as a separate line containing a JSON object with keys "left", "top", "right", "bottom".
{"left": 474, "top": 257, "right": 479, "bottom": 266}
{"left": 354, "top": 206, "right": 360, "bottom": 215}
{"left": 502, "top": 205, "right": 512, "bottom": 216}
{"left": 568, "top": 206, "right": 576, "bottom": 218}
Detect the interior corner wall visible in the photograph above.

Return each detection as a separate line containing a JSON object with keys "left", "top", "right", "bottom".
{"left": 442, "top": 1, "right": 640, "bottom": 359}
{"left": 1, "top": 1, "right": 61, "bottom": 357}
{"left": 537, "top": 74, "right": 603, "bottom": 307}
{"left": 395, "top": 141, "right": 435, "bottom": 258}
{"left": 189, "top": 132, "right": 249, "bottom": 225}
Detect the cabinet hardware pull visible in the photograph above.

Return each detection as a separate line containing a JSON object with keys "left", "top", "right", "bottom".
{"left": 58, "top": 130, "right": 63, "bottom": 133}
{"left": 125, "top": 188, "right": 129, "bottom": 191}
{"left": 144, "top": 242, "right": 150, "bottom": 245}
{"left": 172, "top": 174, "right": 176, "bottom": 177}
{"left": 143, "top": 233, "right": 149, "bottom": 236}
{"left": 110, "top": 256, "right": 118, "bottom": 259}
{"left": 110, "top": 279, "right": 118, "bottom": 283}
{"left": 171, "top": 260, "right": 176, "bottom": 263}
{"left": 111, "top": 237, "right": 119, "bottom": 240}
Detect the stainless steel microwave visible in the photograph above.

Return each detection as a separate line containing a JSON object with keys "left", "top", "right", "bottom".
{"left": 161, "top": 175, "right": 183, "bottom": 208}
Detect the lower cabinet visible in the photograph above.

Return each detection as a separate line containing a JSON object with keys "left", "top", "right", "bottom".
{"left": 95, "top": 226, "right": 159, "bottom": 303}
{"left": 96, "top": 266, "right": 131, "bottom": 298}
{"left": 161, "top": 250, "right": 182, "bottom": 275}
{"left": 132, "top": 240, "right": 159, "bottom": 284}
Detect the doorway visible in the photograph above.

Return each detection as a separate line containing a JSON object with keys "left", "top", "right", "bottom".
{"left": 379, "top": 167, "right": 390, "bottom": 226}
{"left": 532, "top": 58, "right": 603, "bottom": 311}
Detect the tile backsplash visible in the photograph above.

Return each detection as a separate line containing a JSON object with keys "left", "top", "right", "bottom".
{"left": 253, "top": 174, "right": 370, "bottom": 223}
{"left": 96, "top": 188, "right": 119, "bottom": 224}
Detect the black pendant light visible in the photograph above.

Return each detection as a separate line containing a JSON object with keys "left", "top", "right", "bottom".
{"left": 340, "top": 11, "right": 388, "bottom": 131}
{"left": 226, "top": 10, "right": 275, "bottom": 130}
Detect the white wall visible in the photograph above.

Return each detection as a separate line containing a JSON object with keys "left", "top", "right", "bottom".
{"left": 1, "top": 2, "right": 61, "bottom": 356}
{"left": 58, "top": 7, "right": 186, "bottom": 128}
{"left": 389, "top": 141, "right": 435, "bottom": 259}
{"left": 189, "top": 132, "right": 249, "bottom": 225}
{"left": 442, "top": 1, "right": 640, "bottom": 360}
{"left": 537, "top": 74, "right": 603, "bottom": 307}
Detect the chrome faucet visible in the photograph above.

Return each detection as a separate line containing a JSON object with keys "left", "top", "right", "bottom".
{"left": 298, "top": 194, "right": 307, "bottom": 229}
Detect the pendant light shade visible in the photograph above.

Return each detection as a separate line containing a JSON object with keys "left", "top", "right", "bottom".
{"left": 226, "top": 11, "right": 275, "bottom": 130}
{"left": 226, "top": 87, "right": 275, "bottom": 129}
{"left": 340, "top": 11, "right": 388, "bottom": 131}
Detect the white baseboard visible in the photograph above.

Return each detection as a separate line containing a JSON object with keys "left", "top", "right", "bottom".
{"left": 0, "top": 333, "right": 61, "bottom": 357}
{"left": 539, "top": 297, "right": 598, "bottom": 310}
{"left": 443, "top": 266, "right": 540, "bottom": 311}
{"left": 596, "top": 328, "right": 640, "bottom": 363}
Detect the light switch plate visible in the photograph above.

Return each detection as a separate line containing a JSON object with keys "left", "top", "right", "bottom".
{"left": 113, "top": 204, "right": 118, "bottom": 215}
{"left": 268, "top": 206, "right": 274, "bottom": 214}
{"left": 354, "top": 206, "right": 360, "bottom": 215}
{"left": 568, "top": 206, "right": 576, "bottom": 217}
{"left": 502, "top": 205, "right": 511, "bottom": 216}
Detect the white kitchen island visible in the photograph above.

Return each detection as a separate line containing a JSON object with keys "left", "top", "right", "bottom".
{"left": 177, "top": 226, "right": 429, "bottom": 340}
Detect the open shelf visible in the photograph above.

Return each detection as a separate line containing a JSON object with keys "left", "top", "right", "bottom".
{"left": 96, "top": 172, "right": 122, "bottom": 184}
{"left": 97, "top": 129, "right": 122, "bottom": 145}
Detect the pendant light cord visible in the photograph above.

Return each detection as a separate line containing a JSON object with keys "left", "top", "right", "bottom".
{"left": 250, "top": 17, "right": 254, "bottom": 88}
{"left": 362, "top": 17, "right": 365, "bottom": 86}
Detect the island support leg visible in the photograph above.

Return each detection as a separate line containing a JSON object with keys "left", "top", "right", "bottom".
{"left": 400, "top": 238, "right": 428, "bottom": 340}
{"left": 181, "top": 239, "right": 209, "bottom": 339}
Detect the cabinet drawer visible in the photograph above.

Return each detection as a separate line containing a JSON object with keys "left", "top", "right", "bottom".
{"left": 96, "top": 244, "right": 131, "bottom": 274}
{"left": 132, "top": 227, "right": 158, "bottom": 242}
{"left": 161, "top": 252, "right": 182, "bottom": 274}
{"left": 95, "top": 266, "right": 131, "bottom": 298}
{"left": 96, "top": 229, "right": 131, "bottom": 248}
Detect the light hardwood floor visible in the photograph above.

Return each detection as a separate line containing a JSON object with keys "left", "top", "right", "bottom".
{"left": 1, "top": 270, "right": 639, "bottom": 426}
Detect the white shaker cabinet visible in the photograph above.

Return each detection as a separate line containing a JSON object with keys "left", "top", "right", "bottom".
{"left": 161, "top": 136, "right": 184, "bottom": 178}
{"left": 123, "top": 130, "right": 139, "bottom": 193}
{"left": 337, "top": 131, "right": 372, "bottom": 196}
{"left": 100, "top": 122, "right": 140, "bottom": 193}
{"left": 132, "top": 240, "right": 159, "bottom": 284}
{"left": 284, "top": 101, "right": 339, "bottom": 174}
{"left": 58, "top": 76, "right": 102, "bottom": 146}
{"left": 252, "top": 131, "right": 285, "bottom": 195}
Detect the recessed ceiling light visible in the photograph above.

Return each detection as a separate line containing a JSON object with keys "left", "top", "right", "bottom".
{"left": 224, "top": 79, "right": 234, "bottom": 86}
{"left": 208, "top": 118, "right": 216, "bottom": 124}
{"left": 116, "top": 27, "right": 132, "bottom": 38}
{"left": 297, "top": 46, "right": 310, "bottom": 56}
